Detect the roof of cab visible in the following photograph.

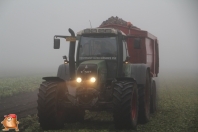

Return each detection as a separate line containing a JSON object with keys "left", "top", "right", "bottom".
{"left": 77, "top": 28, "right": 126, "bottom": 36}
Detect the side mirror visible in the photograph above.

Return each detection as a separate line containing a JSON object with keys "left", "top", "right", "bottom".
{"left": 54, "top": 39, "right": 60, "bottom": 49}
{"left": 134, "top": 38, "right": 141, "bottom": 49}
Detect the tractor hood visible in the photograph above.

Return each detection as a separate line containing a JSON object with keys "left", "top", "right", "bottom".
{"left": 67, "top": 60, "right": 107, "bottom": 104}
{"left": 76, "top": 60, "right": 107, "bottom": 84}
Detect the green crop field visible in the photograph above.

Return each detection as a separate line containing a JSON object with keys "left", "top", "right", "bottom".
{"left": 0, "top": 76, "right": 42, "bottom": 98}
{"left": 1, "top": 73, "right": 198, "bottom": 132}
{"left": 0, "top": 72, "right": 56, "bottom": 98}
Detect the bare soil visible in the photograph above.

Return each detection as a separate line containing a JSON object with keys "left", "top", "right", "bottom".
{"left": 0, "top": 90, "right": 38, "bottom": 121}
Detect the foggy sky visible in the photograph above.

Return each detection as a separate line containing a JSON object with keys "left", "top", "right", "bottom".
{"left": 0, "top": 0, "right": 198, "bottom": 76}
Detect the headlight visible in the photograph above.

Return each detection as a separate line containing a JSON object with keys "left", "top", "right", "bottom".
{"left": 90, "top": 77, "right": 96, "bottom": 83}
{"left": 76, "top": 77, "right": 82, "bottom": 83}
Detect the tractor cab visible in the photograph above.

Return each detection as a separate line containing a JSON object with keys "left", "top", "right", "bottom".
{"left": 76, "top": 28, "right": 129, "bottom": 79}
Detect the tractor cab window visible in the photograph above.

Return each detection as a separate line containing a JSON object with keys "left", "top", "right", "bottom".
{"left": 79, "top": 36, "right": 117, "bottom": 60}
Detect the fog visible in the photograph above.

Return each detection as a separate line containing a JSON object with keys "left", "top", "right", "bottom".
{"left": 0, "top": 0, "right": 198, "bottom": 77}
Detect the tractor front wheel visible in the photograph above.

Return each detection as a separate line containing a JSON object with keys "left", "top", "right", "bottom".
{"left": 37, "top": 81, "right": 66, "bottom": 130}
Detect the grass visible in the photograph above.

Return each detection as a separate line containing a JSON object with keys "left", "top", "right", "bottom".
{"left": 136, "top": 73, "right": 198, "bottom": 132}
{"left": 0, "top": 76, "right": 42, "bottom": 98}
{"left": 0, "top": 72, "right": 56, "bottom": 98}
{"left": 1, "top": 72, "right": 198, "bottom": 132}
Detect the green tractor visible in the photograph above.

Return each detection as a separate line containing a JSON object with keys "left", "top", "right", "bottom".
{"left": 37, "top": 28, "right": 154, "bottom": 130}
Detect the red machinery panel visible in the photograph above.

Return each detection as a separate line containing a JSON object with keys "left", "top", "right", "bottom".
{"left": 99, "top": 17, "right": 159, "bottom": 77}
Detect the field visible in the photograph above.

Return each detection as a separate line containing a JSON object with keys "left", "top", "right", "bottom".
{"left": 0, "top": 72, "right": 198, "bottom": 132}
{"left": 0, "top": 76, "right": 42, "bottom": 98}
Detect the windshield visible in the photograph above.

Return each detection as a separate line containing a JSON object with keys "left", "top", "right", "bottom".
{"left": 79, "top": 36, "right": 117, "bottom": 60}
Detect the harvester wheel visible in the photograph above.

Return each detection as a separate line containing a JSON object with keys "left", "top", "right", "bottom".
{"left": 138, "top": 71, "right": 151, "bottom": 123}
{"left": 113, "top": 81, "right": 138, "bottom": 129}
{"left": 150, "top": 80, "right": 157, "bottom": 113}
{"left": 37, "top": 81, "right": 66, "bottom": 130}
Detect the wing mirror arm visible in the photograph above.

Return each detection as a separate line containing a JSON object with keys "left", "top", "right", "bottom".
{"left": 53, "top": 34, "right": 77, "bottom": 49}
{"left": 54, "top": 35, "right": 68, "bottom": 49}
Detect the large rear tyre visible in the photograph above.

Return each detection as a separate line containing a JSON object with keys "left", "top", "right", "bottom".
{"left": 138, "top": 71, "right": 151, "bottom": 123}
{"left": 150, "top": 80, "right": 157, "bottom": 113}
{"left": 37, "top": 81, "right": 66, "bottom": 130}
{"left": 113, "top": 81, "right": 138, "bottom": 130}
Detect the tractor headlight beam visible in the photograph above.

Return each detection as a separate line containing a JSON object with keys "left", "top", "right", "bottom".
{"left": 76, "top": 77, "right": 82, "bottom": 83}
{"left": 90, "top": 77, "right": 96, "bottom": 83}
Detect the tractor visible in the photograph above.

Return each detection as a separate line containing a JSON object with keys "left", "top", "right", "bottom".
{"left": 37, "top": 16, "right": 159, "bottom": 130}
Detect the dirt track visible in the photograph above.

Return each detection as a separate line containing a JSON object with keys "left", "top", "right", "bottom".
{"left": 0, "top": 90, "right": 38, "bottom": 121}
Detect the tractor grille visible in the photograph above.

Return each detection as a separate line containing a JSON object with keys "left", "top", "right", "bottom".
{"left": 77, "top": 64, "right": 97, "bottom": 80}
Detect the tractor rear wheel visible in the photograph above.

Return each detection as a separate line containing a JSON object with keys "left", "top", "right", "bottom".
{"left": 150, "top": 80, "right": 157, "bottom": 113}
{"left": 138, "top": 71, "right": 151, "bottom": 123}
{"left": 113, "top": 81, "right": 138, "bottom": 129}
{"left": 37, "top": 81, "right": 66, "bottom": 130}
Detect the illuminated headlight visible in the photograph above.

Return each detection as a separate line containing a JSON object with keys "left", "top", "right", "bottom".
{"left": 76, "top": 77, "right": 82, "bottom": 83}
{"left": 64, "top": 60, "right": 68, "bottom": 64}
{"left": 90, "top": 77, "right": 96, "bottom": 83}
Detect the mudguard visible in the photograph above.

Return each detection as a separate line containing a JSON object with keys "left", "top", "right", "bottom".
{"left": 115, "top": 77, "right": 136, "bottom": 82}
{"left": 123, "top": 63, "right": 150, "bottom": 85}
{"left": 42, "top": 77, "right": 64, "bottom": 82}
{"left": 57, "top": 64, "right": 77, "bottom": 98}
{"left": 57, "top": 64, "right": 70, "bottom": 80}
